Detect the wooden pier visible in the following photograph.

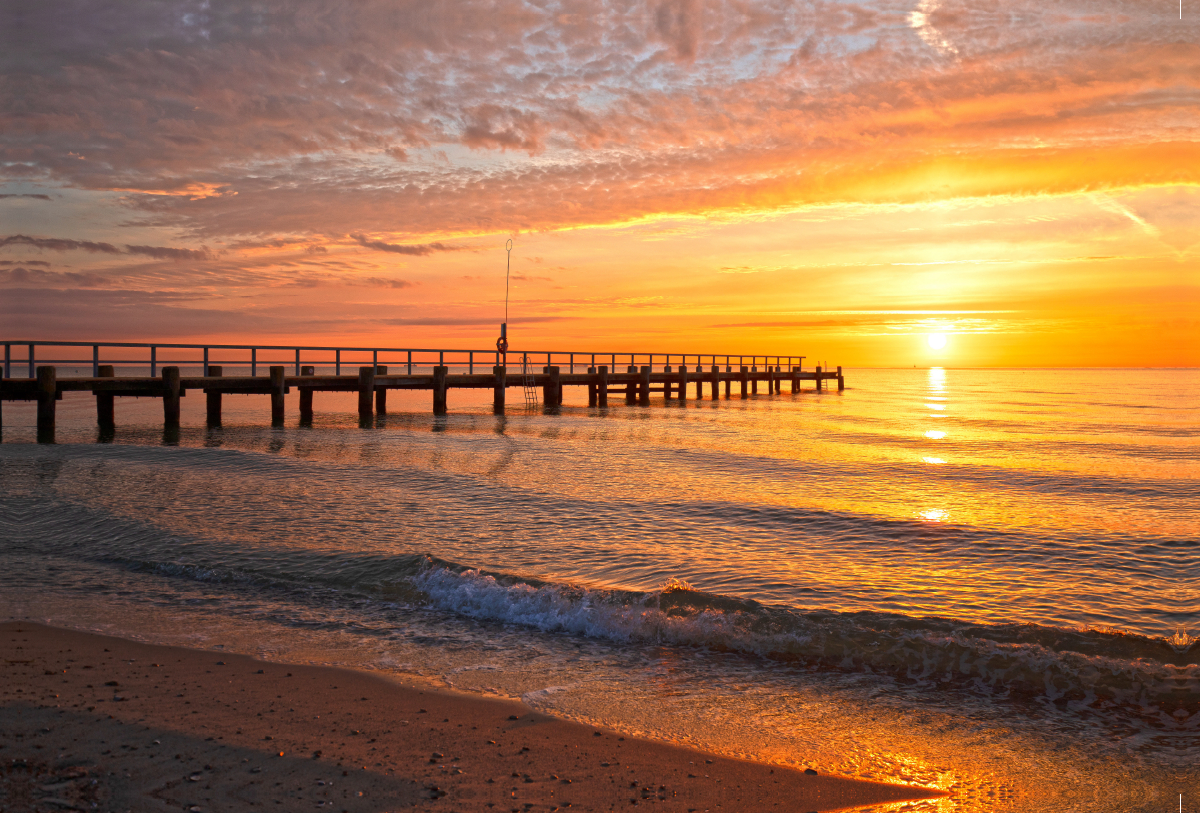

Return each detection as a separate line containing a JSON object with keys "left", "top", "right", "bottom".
{"left": 0, "top": 341, "right": 845, "bottom": 441}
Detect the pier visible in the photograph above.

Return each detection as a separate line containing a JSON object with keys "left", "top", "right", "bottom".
{"left": 0, "top": 341, "right": 845, "bottom": 441}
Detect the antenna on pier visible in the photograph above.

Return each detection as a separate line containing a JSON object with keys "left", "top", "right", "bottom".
{"left": 496, "top": 238, "right": 513, "bottom": 362}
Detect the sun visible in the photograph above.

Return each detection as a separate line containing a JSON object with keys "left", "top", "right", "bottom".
{"left": 927, "top": 333, "right": 947, "bottom": 349}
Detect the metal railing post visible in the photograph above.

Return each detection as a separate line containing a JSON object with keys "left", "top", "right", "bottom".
{"left": 251, "top": 347, "right": 257, "bottom": 377}
{"left": 204, "top": 347, "right": 209, "bottom": 376}
{"left": 3, "top": 343, "right": 9, "bottom": 378}
{"left": 373, "top": 349, "right": 378, "bottom": 369}
{"left": 407, "top": 350, "right": 412, "bottom": 374}
{"left": 295, "top": 348, "right": 300, "bottom": 375}
{"left": 27, "top": 343, "right": 34, "bottom": 378}
{"left": 150, "top": 345, "right": 156, "bottom": 377}
{"left": 336, "top": 349, "right": 341, "bottom": 376}
{"left": 470, "top": 351, "right": 474, "bottom": 374}
{"left": 92, "top": 344, "right": 99, "bottom": 377}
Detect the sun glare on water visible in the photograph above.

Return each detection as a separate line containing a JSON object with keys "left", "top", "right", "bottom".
{"left": 927, "top": 333, "right": 947, "bottom": 349}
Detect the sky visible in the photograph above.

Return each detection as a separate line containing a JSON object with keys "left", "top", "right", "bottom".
{"left": 2, "top": 0, "right": 1197, "bottom": 367}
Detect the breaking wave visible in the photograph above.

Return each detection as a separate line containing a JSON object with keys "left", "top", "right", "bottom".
{"left": 411, "top": 562, "right": 1199, "bottom": 724}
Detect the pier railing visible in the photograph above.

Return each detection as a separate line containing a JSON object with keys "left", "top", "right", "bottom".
{"left": 1, "top": 341, "right": 809, "bottom": 379}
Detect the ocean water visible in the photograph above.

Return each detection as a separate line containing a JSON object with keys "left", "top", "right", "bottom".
{"left": 1, "top": 367, "right": 1196, "bottom": 812}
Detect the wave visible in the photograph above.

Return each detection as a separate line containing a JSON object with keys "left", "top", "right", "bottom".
{"left": 404, "top": 562, "right": 1199, "bottom": 722}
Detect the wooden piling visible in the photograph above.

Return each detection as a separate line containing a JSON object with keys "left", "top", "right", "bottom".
{"left": 725, "top": 366, "right": 732, "bottom": 398}
{"left": 695, "top": 371, "right": 703, "bottom": 400}
{"left": 710, "top": 365, "right": 720, "bottom": 400}
{"left": 677, "top": 366, "right": 688, "bottom": 402}
{"left": 663, "top": 366, "right": 673, "bottom": 399}
{"left": 766, "top": 366, "right": 775, "bottom": 394}
{"left": 432, "top": 365, "right": 448, "bottom": 415}
{"left": 494, "top": 365, "right": 507, "bottom": 411}
{"left": 639, "top": 366, "right": 651, "bottom": 405}
{"left": 546, "top": 366, "right": 562, "bottom": 407}
{"left": 751, "top": 366, "right": 758, "bottom": 395}
{"left": 626, "top": 365, "right": 637, "bottom": 404}
{"left": 270, "top": 365, "right": 286, "bottom": 425}
{"left": 299, "top": 366, "right": 314, "bottom": 423}
{"left": 375, "top": 366, "right": 388, "bottom": 414}
{"left": 597, "top": 365, "right": 609, "bottom": 407}
{"left": 162, "top": 366, "right": 181, "bottom": 426}
{"left": 96, "top": 364, "right": 115, "bottom": 428}
{"left": 816, "top": 365, "right": 823, "bottom": 393}
{"left": 739, "top": 366, "right": 748, "bottom": 398}
{"left": 36, "top": 365, "right": 56, "bottom": 438}
{"left": 206, "top": 365, "right": 223, "bottom": 426}
{"left": 837, "top": 365, "right": 845, "bottom": 392}
{"left": 358, "top": 366, "right": 376, "bottom": 418}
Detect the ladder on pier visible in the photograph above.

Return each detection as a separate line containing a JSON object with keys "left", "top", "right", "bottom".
{"left": 521, "top": 354, "right": 538, "bottom": 406}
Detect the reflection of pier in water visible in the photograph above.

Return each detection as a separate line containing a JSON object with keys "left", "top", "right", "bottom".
{"left": 1, "top": 340, "right": 845, "bottom": 441}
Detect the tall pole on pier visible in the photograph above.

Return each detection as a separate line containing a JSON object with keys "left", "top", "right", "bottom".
{"left": 496, "top": 238, "right": 513, "bottom": 365}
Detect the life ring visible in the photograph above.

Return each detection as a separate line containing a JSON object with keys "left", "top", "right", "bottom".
{"left": 496, "top": 336, "right": 509, "bottom": 354}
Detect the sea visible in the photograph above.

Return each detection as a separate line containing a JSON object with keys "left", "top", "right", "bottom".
{"left": 1, "top": 367, "right": 1196, "bottom": 812}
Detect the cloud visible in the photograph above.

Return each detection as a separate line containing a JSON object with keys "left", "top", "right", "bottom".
{"left": 0, "top": 267, "right": 107, "bottom": 286}
{"left": 0, "top": 234, "right": 211, "bottom": 261}
{"left": 350, "top": 234, "right": 464, "bottom": 256}
{"left": 4, "top": 0, "right": 1192, "bottom": 246}
{"left": 0, "top": 235, "right": 120, "bottom": 254}
{"left": 461, "top": 106, "right": 546, "bottom": 154}
{"left": 0, "top": 193, "right": 52, "bottom": 200}
{"left": 124, "top": 244, "right": 213, "bottom": 261}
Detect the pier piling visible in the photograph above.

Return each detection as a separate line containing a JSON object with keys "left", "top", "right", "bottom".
{"left": 677, "top": 366, "right": 688, "bottom": 403}
{"left": 740, "top": 366, "right": 748, "bottom": 398}
{"left": 710, "top": 365, "right": 720, "bottom": 400}
{"left": 36, "top": 365, "right": 56, "bottom": 439}
{"left": 270, "top": 366, "right": 286, "bottom": 425}
{"left": 432, "top": 366, "right": 448, "bottom": 415}
{"left": 205, "top": 366, "right": 223, "bottom": 426}
{"left": 545, "top": 366, "right": 562, "bottom": 407}
{"left": 838, "top": 365, "right": 844, "bottom": 392}
{"left": 357, "top": 366, "right": 376, "bottom": 418}
{"left": 299, "top": 366, "right": 314, "bottom": 423}
{"left": 96, "top": 365, "right": 115, "bottom": 428}
{"left": 626, "top": 366, "right": 637, "bottom": 404}
{"left": 162, "top": 366, "right": 181, "bottom": 426}
{"left": 494, "top": 365, "right": 507, "bottom": 412}
{"left": 597, "top": 365, "right": 609, "bottom": 407}
{"left": 375, "top": 366, "right": 388, "bottom": 414}
{"left": 816, "top": 366, "right": 823, "bottom": 393}
{"left": 639, "top": 366, "right": 651, "bottom": 405}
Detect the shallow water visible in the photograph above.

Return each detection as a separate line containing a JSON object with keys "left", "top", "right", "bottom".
{"left": 2, "top": 368, "right": 1197, "bottom": 811}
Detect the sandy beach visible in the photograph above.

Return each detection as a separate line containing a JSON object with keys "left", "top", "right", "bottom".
{"left": 1, "top": 621, "right": 943, "bottom": 812}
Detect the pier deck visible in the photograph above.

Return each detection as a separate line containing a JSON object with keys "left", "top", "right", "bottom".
{"left": 0, "top": 341, "right": 845, "bottom": 440}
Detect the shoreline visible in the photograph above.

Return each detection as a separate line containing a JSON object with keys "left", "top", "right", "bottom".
{"left": 1, "top": 621, "right": 945, "bottom": 812}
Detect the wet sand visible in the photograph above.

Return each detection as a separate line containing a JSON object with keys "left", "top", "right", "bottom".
{"left": 1, "top": 621, "right": 943, "bottom": 812}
